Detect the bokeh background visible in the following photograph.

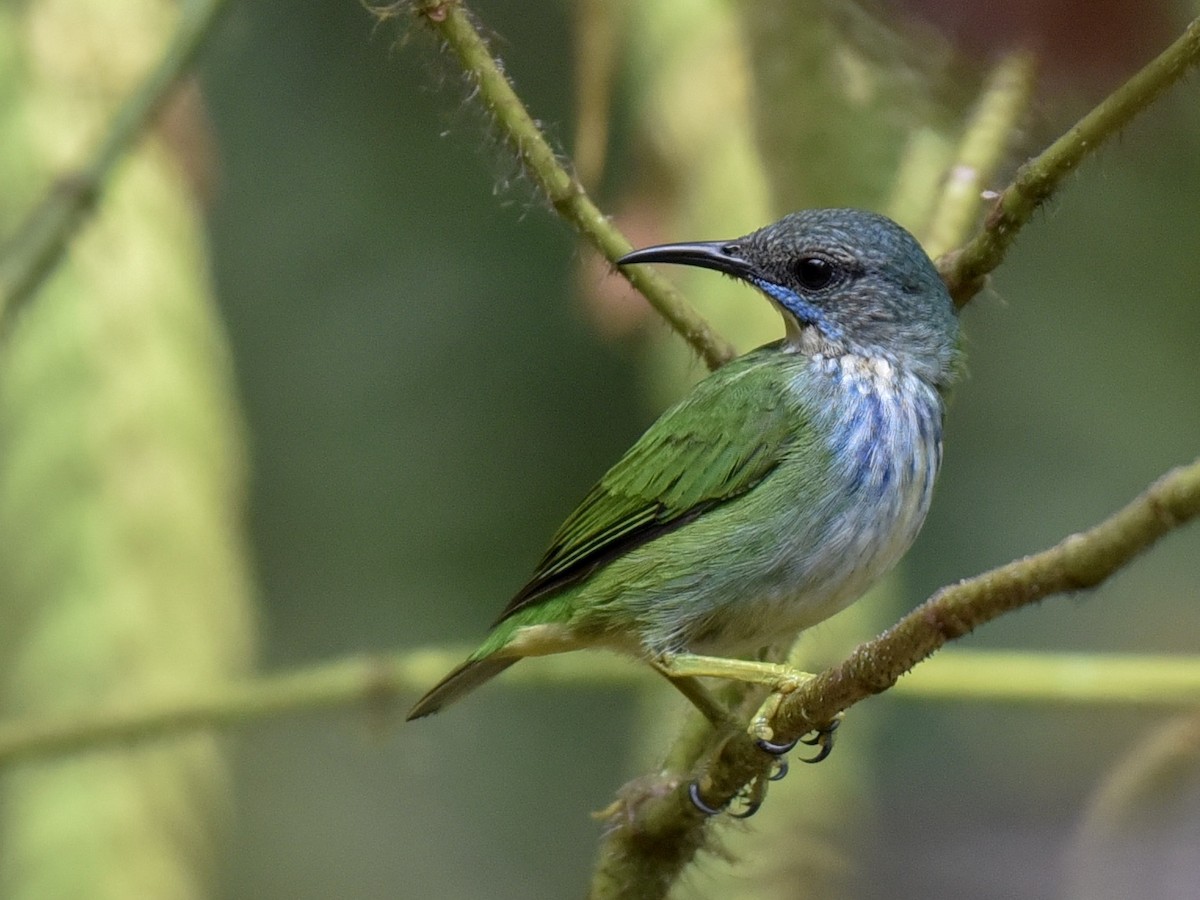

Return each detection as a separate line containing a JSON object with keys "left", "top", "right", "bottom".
{"left": 3, "top": 0, "right": 1200, "bottom": 897}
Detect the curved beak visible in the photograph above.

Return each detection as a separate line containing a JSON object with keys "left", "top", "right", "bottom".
{"left": 617, "top": 240, "right": 755, "bottom": 280}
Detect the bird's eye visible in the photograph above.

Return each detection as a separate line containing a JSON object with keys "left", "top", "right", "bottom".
{"left": 793, "top": 256, "right": 838, "bottom": 291}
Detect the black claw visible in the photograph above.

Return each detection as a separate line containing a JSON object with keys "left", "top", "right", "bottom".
{"left": 799, "top": 717, "right": 841, "bottom": 746}
{"left": 799, "top": 720, "right": 840, "bottom": 764}
{"left": 800, "top": 739, "right": 834, "bottom": 765}
{"left": 688, "top": 781, "right": 727, "bottom": 817}
{"left": 756, "top": 735, "right": 799, "bottom": 755}
{"left": 768, "top": 758, "right": 789, "bottom": 781}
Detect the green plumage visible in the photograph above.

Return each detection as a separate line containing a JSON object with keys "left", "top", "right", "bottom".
{"left": 407, "top": 208, "right": 959, "bottom": 721}
{"left": 410, "top": 346, "right": 824, "bottom": 718}
{"left": 499, "top": 343, "right": 803, "bottom": 619}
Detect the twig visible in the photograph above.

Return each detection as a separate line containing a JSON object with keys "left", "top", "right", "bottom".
{"left": 0, "top": 649, "right": 644, "bottom": 768}
{"left": 0, "top": 0, "right": 233, "bottom": 325}
{"left": 898, "top": 650, "right": 1200, "bottom": 706}
{"left": 921, "top": 52, "right": 1036, "bottom": 259}
{"left": 588, "top": 455, "right": 1200, "bottom": 899}
{"left": 411, "top": 0, "right": 736, "bottom": 370}
{"left": 572, "top": 0, "right": 622, "bottom": 191}
{"left": 938, "top": 16, "right": 1200, "bottom": 305}
{"left": 1, "top": 645, "right": 1198, "bottom": 770}
{"left": 1066, "top": 711, "right": 1200, "bottom": 894}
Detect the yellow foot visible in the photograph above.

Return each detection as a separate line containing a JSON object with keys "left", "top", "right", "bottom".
{"left": 652, "top": 652, "right": 818, "bottom": 743}
{"left": 749, "top": 683, "right": 808, "bottom": 746}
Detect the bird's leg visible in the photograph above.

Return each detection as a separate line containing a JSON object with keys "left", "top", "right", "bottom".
{"left": 654, "top": 652, "right": 815, "bottom": 743}
{"left": 656, "top": 653, "right": 841, "bottom": 819}
{"left": 655, "top": 652, "right": 810, "bottom": 688}
{"left": 656, "top": 671, "right": 734, "bottom": 728}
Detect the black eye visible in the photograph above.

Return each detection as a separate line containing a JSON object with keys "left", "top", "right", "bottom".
{"left": 793, "top": 255, "right": 837, "bottom": 291}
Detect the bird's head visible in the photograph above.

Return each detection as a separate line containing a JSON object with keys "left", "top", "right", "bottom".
{"left": 618, "top": 208, "right": 959, "bottom": 386}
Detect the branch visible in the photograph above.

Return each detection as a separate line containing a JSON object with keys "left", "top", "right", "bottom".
{"left": 408, "top": 0, "right": 736, "bottom": 370}
{"left": 0, "top": 649, "right": 646, "bottom": 769}
{"left": 920, "top": 52, "right": 1036, "bottom": 259}
{"left": 1, "top": 645, "right": 1198, "bottom": 770}
{"left": 0, "top": 0, "right": 233, "bottom": 325}
{"left": 588, "top": 455, "right": 1200, "bottom": 899}
{"left": 898, "top": 650, "right": 1200, "bottom": 706}
{"left": 1067, "top": 711, "right": 1200, "bottom": 887}
{"left": 938, "top": 15, "right": 1200, "bottom": 305}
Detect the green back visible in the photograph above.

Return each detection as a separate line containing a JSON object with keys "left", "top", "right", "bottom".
{"left": 497, "top": 345, "right": 807, "bottom": 621}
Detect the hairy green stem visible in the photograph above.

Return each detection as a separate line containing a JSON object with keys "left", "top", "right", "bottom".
{"left": 413, "top": 0, "right": 736, "bottom": 369}
{"left": 938, "top": 15, "right": 1200, "bottom": 304}
{"left": 0, "top": 0, "right": 232, "bottom": 325}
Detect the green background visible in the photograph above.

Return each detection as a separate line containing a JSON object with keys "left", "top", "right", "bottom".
{"left": 193, "top": 1, "right": 1200, "bottom": 896}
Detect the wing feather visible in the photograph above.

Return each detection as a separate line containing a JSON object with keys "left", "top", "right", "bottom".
{"left": 497, "top": 347, "right": 806, "bottom": 621}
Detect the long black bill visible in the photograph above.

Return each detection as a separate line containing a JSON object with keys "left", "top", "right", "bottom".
{"left": 616, "top": 240, "right": 755, "bottom": 279}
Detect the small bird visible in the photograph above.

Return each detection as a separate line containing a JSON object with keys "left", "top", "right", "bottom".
{"left": 407, "top": 208, "right": 959, "bottom": 730}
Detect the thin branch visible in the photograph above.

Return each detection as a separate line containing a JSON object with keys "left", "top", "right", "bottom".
{"left": 0, "top": 649, "right": 645, "bottom": 768}
{"left": 1067, "top": 711, "right": 1200, "bottom": 888}
{"left": 1, "top": 645, "right": 1199, "bottom": 770}
{"left": 898, "top": 650, "right": 1200, "bottom": 706}
{"left": 938, "top": 15, "right": 1200, "bottom": 305}
{"left": 588, "top": 455, "right": 1200, "bottom": 899}
{"left": 921, "top": 52, "right": 1036, "bottom": 259}
{"left": 409, "top": 0, "right": 736, "bottom": 370}
{"left": 0, "top": 0, "right": 233, "bottom": 326}
{"left": 572, "top": 0, "right": 622, "bottom": 191}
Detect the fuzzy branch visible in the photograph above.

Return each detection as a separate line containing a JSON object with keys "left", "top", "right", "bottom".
{"left": 587, "top": 456, "right": 1200, "bottom": 899}
{"left": 0, "top": 0, "right": 232, "bottom": 325}
{"left": 938, "top": 15, "right": 1200, "bottom": 305}
{"left": 408, "top": 0, "right": 736, "bottom": 369}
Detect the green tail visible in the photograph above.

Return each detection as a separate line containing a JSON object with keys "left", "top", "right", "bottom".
{"left": 406, "top": 654, "right": 518, "bottom": 720}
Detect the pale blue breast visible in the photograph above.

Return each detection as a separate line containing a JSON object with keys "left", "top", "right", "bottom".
{"left": 658, "top": 352, "right": 944, "bottom": 656}
{"left": 797, "top": 353, "right": 944, "bottom": 612}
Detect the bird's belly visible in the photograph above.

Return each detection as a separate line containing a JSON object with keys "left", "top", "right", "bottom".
{"left": 677, "top": 484, "right": 931, "bottom": 656}
{"left": 632, "top": 368, "right": 943, "bottom": 657}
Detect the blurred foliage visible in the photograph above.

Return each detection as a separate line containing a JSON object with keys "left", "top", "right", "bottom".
{"left": 0, "top": 0, "right": 254, "bottom": 898}
{"left": 0, "top": 0, "right": 1198, "bottom": 898}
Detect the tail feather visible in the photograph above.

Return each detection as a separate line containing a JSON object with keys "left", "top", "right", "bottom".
{"left": 406, "top": 654, "right": 518, "bottom": 720}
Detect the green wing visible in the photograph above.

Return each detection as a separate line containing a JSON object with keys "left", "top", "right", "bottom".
{"left": 497, "top": 347, "right": 807, "bottom": 621}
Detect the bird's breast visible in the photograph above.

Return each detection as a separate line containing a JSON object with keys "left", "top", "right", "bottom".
{"left": 776, "top": 353, "right": 944, "bottom": 622}
{"left": 607, "top": 351, "right": 947, "bottom": 658}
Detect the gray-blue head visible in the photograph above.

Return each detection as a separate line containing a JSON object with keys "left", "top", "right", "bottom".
{"left": 618, "top": 208, "right": 959, "bottom": 387}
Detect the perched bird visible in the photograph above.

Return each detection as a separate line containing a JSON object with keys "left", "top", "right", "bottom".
{"left": 407, "top": 208, "right": 959, "bottom": 728}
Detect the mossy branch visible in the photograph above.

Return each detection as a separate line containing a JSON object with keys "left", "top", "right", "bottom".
{"left": 938, "top": 15, "right": 1200, "bottom": 305}
{"left": 407, "top": 0, "right": 736, "bottom": 369}
{"left": 587, "top": 455, "right": 1200, "bottom": 899}
{"left": 0, "top": 0, "right": 233, "bottom": 325}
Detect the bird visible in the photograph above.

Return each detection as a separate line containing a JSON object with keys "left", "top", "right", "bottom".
{"left": 407, "top": 208, "right": 960, "bottom": 734}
